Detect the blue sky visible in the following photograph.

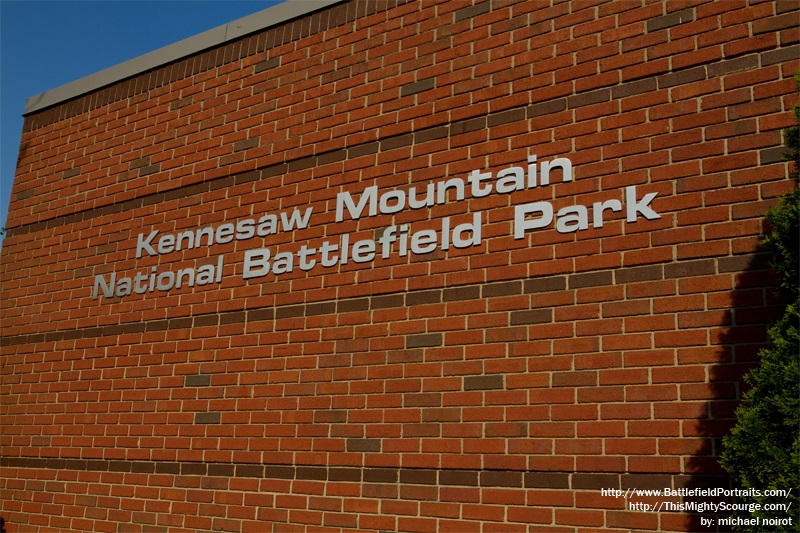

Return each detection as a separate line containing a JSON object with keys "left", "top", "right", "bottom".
{"left": 0, "top": 0, "right": 282, "bottom": 246}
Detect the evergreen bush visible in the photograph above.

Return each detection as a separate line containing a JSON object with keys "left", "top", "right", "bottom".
{"left": 719, "top": 76, "right": 799, "bottom": 531}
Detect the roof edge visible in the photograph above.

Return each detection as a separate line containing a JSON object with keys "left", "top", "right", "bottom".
{"left": 23, "top": 0, "right": 344, "bottom": 115}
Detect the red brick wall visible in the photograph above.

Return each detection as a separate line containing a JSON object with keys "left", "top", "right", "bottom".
{"left": 1, "top": 0, "right": 798, "bottom": 531}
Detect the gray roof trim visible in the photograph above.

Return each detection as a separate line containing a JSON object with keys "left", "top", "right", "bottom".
{"left": 23, "top": 0, "right": 343, "bottom": 115}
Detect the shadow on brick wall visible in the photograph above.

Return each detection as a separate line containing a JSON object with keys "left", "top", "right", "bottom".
{"left": 680, "top": 250, "right": 783, "bottom": 533}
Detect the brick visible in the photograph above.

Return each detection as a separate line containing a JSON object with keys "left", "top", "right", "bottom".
{"left": 195, "top": 412, "right": 221, "bottom": 424}
{"left": 455, "top": 1, "right": 491, "bottom": 22}
{"left": 406, "top": 290, "right": 442, "bottom": 306}
{"left": 406, "top": 333, "right": 442, "bottom": 348}
{"left": 233, "top": 138, "right": 259, "bottom": 152}
{"left": 400, "top": 78, "right": 435, "bottom": 97}
{"left": 569, "top": 271, "right": 613, "bottom": 289}
{"left": 524, "top": 276, "right": 567, "bottom": 293}
{"left": 657, "top": 66, "right": 706, "bottom": 89}
{"left": 254, "top": 57, "right": 280, "bottom": 73}
{"left": 664, "top": 259, "right": 716, "bottom": 278}
{"left": 363, "top": 468, "right": 396, "bottom": 482}
{"left": 480, "top": 471, "right": 523, "bottom": 488}
{"left": 526, "top": 99, "right": 567, "bottom": 118}
{"left": 647, "top": 8, "right": 694, "bottom": 33}
{"left": 443, "top": 286, "right": 481, "bottom": 301}
{"left": 509, "top": 309, "right": 552, "bottom": 325}
{"left": 568, "top": 88, "right": 610, "bottom": 109}
{"left": 185, "top": 374, "right": 211, "bottom": 387}
{"left": 440, "top": 470, "right": 479, "bottom": 486}
{"left": 464, "top": 374, "right": 504, "bottom": 391}
{"left": 761, "top": 44, "right": 800, "bottom": 66}
{"left": 399, "top": 469, "right": 437, "bottom": 485}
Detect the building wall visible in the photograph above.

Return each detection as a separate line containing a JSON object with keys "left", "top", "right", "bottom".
{"left": 1, "top": 0, "right": 798, "bottom": 531}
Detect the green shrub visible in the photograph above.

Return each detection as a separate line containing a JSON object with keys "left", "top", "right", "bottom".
{"left": 719, "top": 78, "right": 799, "bottom": 531}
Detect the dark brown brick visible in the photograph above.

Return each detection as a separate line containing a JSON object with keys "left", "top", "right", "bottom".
{"left": 399, "top": 469, "right": 437, "bottom": 485}
{"left": 276, "top": 304, "right": 305, "bottom": 319}
{"left": 611, "top": 78, "right": 657, "bottom": 99}
{"left": 155, "top": 462, "right": 180, "bottom": 475}
{"left": 129, "top": 157, "right": 150, "bottom": 169}
{"left": 568, "top": 88, "right": 610, "bottom": 109}
{"left": 254, "top": 57, "right": 280, "bottom": 73}
{"left": 614, "top": 265, "right": 664, "bottom": 284}
{"left": 510, "top": 309, "right": 552, "bottom": 325}
{"left": 381, "top": 133, "right": 413, "bottom": 151}
{"left": 707, "top": 55, "right": 758, "bottom": 78}
{"left": 62, "top": 167, "right": 81, "bottom": 179}
{"left": 527, "top": 99, "right": 567, "bottom": 118}
{"left": 760, "top": 146, "right": 786, "bottom": 165}
{"left": 569, "top": 271, "right": 613, "bottom": 289}
{"left": 451, "top": 116, "right": 486, "bottom": 135}
{"left": 220, "top": 311, "right": 247, "bottom": 324}
{"left": 455, "top": 1, "right": 490, "bottom": 22}
{"left": 443, "top": 285, "right": 481, "bottom": 301}
{"left": 317, "top": 149, "right": 347, "bottom": 165}
{"left": 717, "top": 254, "right": 768, "bottom": 273}
{"left": 440, "top": 470, "right": 479, "bottom": 486}
{"left": 646, "top": 8, "right": 694, "bottom": 32}
{"left": 329, "top": 467, "right": 361, "bottom": 482}
{"left": 48, "top": 459, "right": 69, "bottom": 470}
{"left": 145, "top": 319, "right": 169, "bottom": 332}
{"left": 265, "top": 465, "right": 295, "bottom": 479}
{"left": 138, "top": 163, "right": 160, "bottom": 176}
{"left": 488, "top": 108, "right": 526, "bottom": 127}
{"left": 464, "top": 374, "right": 504, "bottom": 390}
{"left": 481, "top": 470, "right": 522, "bottom": 488}
{"left": 248, "top": 308, "right": 275, "bottom": 322}
{"left": 482, "top": 281, "right": 522, "bottom": 298}
{"left": 371, "top": 294, "right": 405, "bottom": 309}
{"left": 287, "top": 155, "right": 316, "bottom": 172}
{"left": 406, "top": 333, "right": 442, "bottom": 348}
{"left": 762, "top": 45, "right": 800, "bottom": 66}
{"left": 524, "top": 472, "right": 570, "bottom": 489}
{"left": 193, "top": 314, "right": 219, "bottom": 327}
{"left": 305, "top": 302, "right": 336, "bottom": 316}
{"left": 406, "top": 290, "right": 441, "bottom": 306}
{"left": 181, "top": 463, "right": 207, "bottom": 476}
{"left": 664, "top": 259, "right": 716, "bottom": 278}
{"left": 400, "top": 78, "right": 435, "bottom": 97}
{"left": 87, "top": 460, "right": 110, "bottom": 472}
{"left": 185, "top": 374, "right": 211, "bottom": 387}
{"left": 296, "top": 466, "right": 327, "bottom": 481}
{"left": 347, "top": 438, "right": 381, "bottom": 452}
{"left": 194, "top": 412, "right": 221, "bottom": 424}
{"left": 208, "top": 464, "right": 235, "bottom": 477}
{"left": 363, "top": 468, "right": 397, "bottom": 483}
{"left": 349, "top": 141, "right": 379, "bottom": 158}
{"left": 337, "top": 298, "right": 369, "bottom": 313}
{"left": 235, "top": 464, "right": 264, "bottom": 478}
{"left": 415, "top": 126, "right": 448, "bottom": 144}
{"left": 167, "top": 317, "right": 192, "bottom": 330}
{"left": 657, "top": 66, "right": 706, "bottom": 89}
{"left": 233, "top": 138, "right": 259, "bottom": 152}
{"left": 262, "top": 162, "right": 288, "bottom": 178}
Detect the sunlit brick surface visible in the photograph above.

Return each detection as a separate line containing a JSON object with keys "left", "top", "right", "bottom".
{"left": 1, "top": 0, "right": 798, "bottom": 531}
